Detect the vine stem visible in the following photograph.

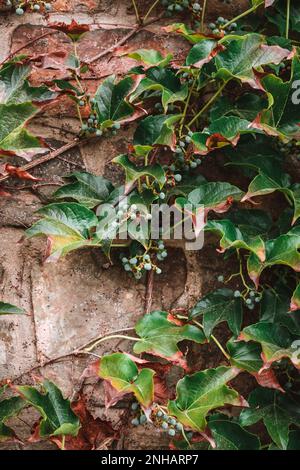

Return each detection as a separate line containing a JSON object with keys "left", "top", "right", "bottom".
{"left": 61, "top": 435, "right": 66, "bottom": 451}
{"left": 143, "top": 0, "right": 160, "bottom": 23}
{"left": 83, "top": 334, "right": 141, "bottom": 353}
{"left": 179, "top": 76, "right": 197, "bottom": 136}
{"left": 286, "top": 0, "right": 291, "bottom": 39}
{"left": 145, "top": 269, "right": 154, "bottom": 314}
{"left": 131, "top": 0, "right": 141, "bottom": 24}
{"left": 221, "top": 1, "right": 264, "bottom": 30}
{"left": 192, "top": 319, "right": 230, "bottom": 361}
{"left": 201, "top": 0, "right": 207, "bottom": 32}
{"left": 187, "top": 81, "right": 227, "bottom": 127}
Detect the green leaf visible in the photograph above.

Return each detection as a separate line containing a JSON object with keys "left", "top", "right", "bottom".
{"left": 208, "top": 413, "right": 261, "bottom": 450}
{"left": 242, "top": 172, "right": 300, "bottom": 225}
{"left": 239, "top": 322, "right": 300, "bottom": 369}
{"left": 132, "top": 311, "right": 206, "bottom": 367}
{"left": 260, "top": 286, "right": 300, "bottom": 335}
{"left": 211, "top": 93, "right": 268, "bottom": 121}
{"left": 129, "top": 67, "right": 188, "bottom": 113}
{"left": 127, "top": 49, "right": 172, "bottom": 67}
{"left": 168, "top": 366, "right": 242, "bottom": 432}
{"left": 0, "top": 102, "right": 45, "bottom": 159}
{"left": 163, "top": 23, "right": 217, "bottom": 44}
{"left": 287, "top": 430, "right": 300, "bottom": 450}
{"left": 205, "top": 219, "right": 266, "bottom": 261}
{"left": 255, "top": 57, "right": 300, "bottom": 140}
{"left": 225, "top": 208, "right": 272, "bottom": 237}
{"left": 53, "top": 172, "right": 115, "bottom": 208}
{"left": 113, "top": 154, "right": 166, "bottom": 190}
{"left": 133, "top": 114, "right": 181, "bottom": 149}
{"left": 0, "top": 302, "right": 25, "bottom": 315}
{"left": 247, "top": 232, "right": 300, "bottom": 287}
{"left": 240, "top": 388, "right": 300, "bottom": 449}
{"left": 215, "top": 33, "right": 291, "bottom": 88}
{"left": 190, "top": 289, "right": 243, "bottom": 338}
{"left": 17, "top": 380, "right": 80, "bottom": 437}
{"left": 0, "top": 62, "right": 56, "bottom": 104}
{"left": 26, "top": 203, "right": 98, "bottom": 260}
{"left": 186, "top": 40, "right": 222, "bottom": 68}
{"left": 98, "top": 353, "right": 155, "bottom": 408}
{"left": 94, "top": 75, "right": 134, "bottom": 126}
{"left": 176, "top": 182, "right": 243, "bottom": 224}
{"left": 227, "top": 338, "right": 263, "bottom": 373}
{"left": 0, "top": 395, "right": 25, "bottom": 442}
{"left": 191, "top": 116, "right": 254, "bottom": 154}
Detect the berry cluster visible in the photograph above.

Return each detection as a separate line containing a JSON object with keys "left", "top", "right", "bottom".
{"left": 155, "top": 409, "right": 183, "bottom": 437}
{"left": 160, "top": 0, "right": 202, "bottom": 16}
{"left": 208, "top": 16, "right": 237, "bottom": 35}
{"left": 80, "top": 98, "right": 121, "bottom": 137}
{"left": 131, "top": 403, "right": 148, "bottom": 426}
{"left": 217, "top": 276, "right": 261, "bottom": 310}
{"left": 13, "top": 0, "right": 51, "bottom": 14}
{"left": 120, "top": 240, "right": 166, "bottom": 279}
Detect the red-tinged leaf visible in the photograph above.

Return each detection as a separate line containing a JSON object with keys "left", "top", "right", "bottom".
{"left": 265, "top": 0, "right": 275, "bottom": 6}
{"left": 162, "top": 24, "right": 224, "bottom": 43}
{"left": 4, "top": 164, "right": 43, "bottom": 181}
{"left": 48, "top": 20, "right": 90, "bottom": 37}
{"left": 290, "top": 284, "right": 300, "bottom": 312}
{"left": 52, "top": 395, "right": 117, "bottom": 450}
{"left": 252, "top": 369, "right": 284, "bottom": 393}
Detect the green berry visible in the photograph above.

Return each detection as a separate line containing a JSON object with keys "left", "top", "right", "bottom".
{"left": 168, "top": 429, "right": 176, "bottom": 436}
{"left": 159, "top": 192, "right": 166, "bottom": 200}
{"left": 156, "top": 268, "right": 162, "bottom": 275}
{"left": 144, "top": 263, "right": 152, "bottom": 271}
{"left": 161, "top": 422, "right": 169, "bottom": 430}
{"left": 139, "top": 415, "right": 147, "bottom": 424}
{"left": 16, "top": 7, "right": 24, "bottom": 15}
{"left": 234, "top": 290, "right": 241, "bottom": 298}
{"left": 217, "top": 275, "right": 224, "bottom": 283}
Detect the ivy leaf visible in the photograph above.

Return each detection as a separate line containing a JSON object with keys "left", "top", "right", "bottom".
{"left": 0, "top": 62, "right": 56, "bottom": 104}
{"left": 240, "top": 388, "right": 300, "bottom": 449}
{"left": 208, "top": 413, "right": 260, "bottom": 450}
{"left": 0, "top": 102, "right": 45, "bottom": 159}
{"left": 239, "top": 322, "right": 300, "bottom": 370}
{"left": 163, "top": 23, "right": 220, "bottom": 44}
{"left": 113, "top": 154, "right": 166, "bottom": 190}
{"left": 17, "top": 380, "right": 80, "bottom": 437}
{"left": 215, "top": 33, "right": 292, "bottom": 89}
{"left": 247, "top": 232, "right": 300, "bottom": 287}
{"left": 211, "top": 93, "right": 268, "bottom": 122}
{"left": 98, "top": 353, "right": 155, "bottom": 408}
{"left": 0, "top": 302, "right": 25, "bottom": 315}
{"left": 287, "top": 430, "right": 300, "bottom": 450}
{"left": 227, "top": 338, "right": 283, "bottom": 391}
{"left": 190, "top": 289, "right": 243, "bottom": 338}
{"left": 226, "top": 208, "right": 272, "bottom": 237}
{"left": 253, "top": 57, "right": 300, "bottom": 140}
{"left": 133, "top": 114, "right": 181, "bottom": 150}
{"left": 242, "top": 172, "right": 300, "bottom": 225}
{"left": 205, "top": 219, "right": 265, "bottom": 261}
{"left": 260, "top": 286, "right": 300, "bottom": 335}
{"left": 168, "top": 366, "right": 244, "bottom": 432}
{"left": 93, "top": 75, "right": 135, "bottom": 127}
{"left": 126, "top": 49, "right": 172, "bottom": 67}
{"left": 176, "top": 182, "right": 243, "bottom": 225}
{"left": 186, "top": 40, "right": 224, "bottom": 68}
{"left": 53, "top": 172, "right": 115, "bottom": 208}
{"left": 26, "top": 202, "right": 98, "bottom": 260}
{"left": 132, "top": 311, "right": 206, "bottom": 368}
{"left": 191, "top": 116, "right": 254, "bottom": 154}
{"left": 129, "top": 67, "right": 188, "bottom": 113}
{"left": 0, "top": 396, "right": 25, "bottom": 442}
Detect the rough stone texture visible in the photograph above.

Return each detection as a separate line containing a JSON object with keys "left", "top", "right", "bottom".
{"left": 0, "top": 0, "right": 253, "bottom": 451}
